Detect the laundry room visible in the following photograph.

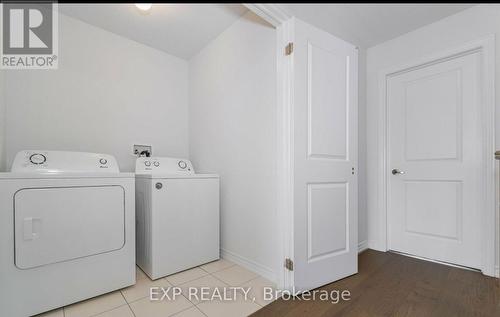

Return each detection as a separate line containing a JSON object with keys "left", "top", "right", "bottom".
{"left": 1, "top": 3, "right": 500, "bottom": 317}
{"left": 1, "top": 3, "right": 278, "bottom": 317}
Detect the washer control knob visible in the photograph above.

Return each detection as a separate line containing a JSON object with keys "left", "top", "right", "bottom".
{"left": 99, "top": 158, "right": 107, "bottom": 165}
{"left": 178, "top": 160, "right": 187, "bottom": 169}
{"left": 153, "top": 161, "right": 160, "bottom": 167}
{"left": 30, "top": 153, "right": 46, "bottom": 165}
{"left": 144, "top": 161, "right": 151, "bottom": 167}
{"left": 155, "top": 182, "right": 163, "bottom": 190}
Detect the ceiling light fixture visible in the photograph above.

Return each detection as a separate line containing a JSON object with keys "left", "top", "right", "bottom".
{"left": 135, "top": 4, "right": 152, "bottom": 12}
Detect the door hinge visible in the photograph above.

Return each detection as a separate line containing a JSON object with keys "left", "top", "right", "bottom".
{"left": 285, "top": 42, "right": 294, "bottom": 56}
{"left": 285, "top": 258, "right": 294, "bottom": 271}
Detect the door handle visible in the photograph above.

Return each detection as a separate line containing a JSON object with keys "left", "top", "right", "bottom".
{"left": 392, "top": 169, "right": 405, "bottom": 175}
{"left": 23, "top": 217, "right": 40, "bottom": 240}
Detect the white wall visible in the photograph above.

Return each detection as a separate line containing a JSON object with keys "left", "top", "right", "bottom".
{"left": 189, "top": 12, "right": 277, "bottom": 281}
{"left": 2, "top": 14, "right": 189, "bottom": 172}
{"left": 366, "top": 5, "right": 500, "bottom": 256}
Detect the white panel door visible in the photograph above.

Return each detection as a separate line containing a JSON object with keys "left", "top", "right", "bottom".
{"left": 388, "top": 52, "right": 482, "bottom": 269}
{"left": 293, "top": 19, "right": 358, "bottom": 292}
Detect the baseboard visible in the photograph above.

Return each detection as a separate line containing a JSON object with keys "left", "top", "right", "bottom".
{"left": 221, "top": 248, "right": 277, "bottom": 283}
{"left": 221, "top": 242, "right": 368, "bottom": 284}
{"left": 220, "top": 241, "right": 374, "bottom": 284}
{"left": 358, "top": 240, "right": 368, "bottom": 253}
{"left": 495, "top": 265, "right": 499, "bottom": 278}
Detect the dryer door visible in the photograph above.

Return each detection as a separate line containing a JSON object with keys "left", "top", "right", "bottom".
{"left": 14, "top": 185, "right": 125, "bottom": 269}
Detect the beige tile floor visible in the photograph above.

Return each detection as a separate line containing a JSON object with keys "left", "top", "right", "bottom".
{"left": 35, "top": 259, "right": 275, "bottom": 317}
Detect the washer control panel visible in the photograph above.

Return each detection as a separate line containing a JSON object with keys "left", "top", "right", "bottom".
{"left": 135, "top": 157, "right": 194, "bottom": 174}
{"left": 11, "top": 150, "right": 120, "bottom": 173}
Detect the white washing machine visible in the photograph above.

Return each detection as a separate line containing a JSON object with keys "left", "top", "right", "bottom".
{"left": 135, "top": 157, "right": 219, "bottom": 280}
{"left": 0, "top": 151, "right": 135, "bottom": 317}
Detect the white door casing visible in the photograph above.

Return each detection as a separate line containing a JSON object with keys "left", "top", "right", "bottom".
{"left": 378, "top": 36, "right": 496, "bottom": 276}
{"left": 292, "top": 18, "right": 358, "bottom": 292}
{"left": 388, "top": 52, "right": 483, "bottom": 269}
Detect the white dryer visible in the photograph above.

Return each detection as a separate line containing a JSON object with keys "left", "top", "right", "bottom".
{"left": 0, "top": 151, "right": 135, "bottom": 317}
{"left": 135, "top": 157, "right": 219, "bottom": 280}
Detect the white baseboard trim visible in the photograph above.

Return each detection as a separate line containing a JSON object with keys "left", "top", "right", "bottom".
{"left": 358, "top": 240, "right": 368, "bottom": 253}
{"left": 495, "top": 265, "right": 499, "bottom": 278}
{"left": 221, "top": 248, "right": 277, "bottom": 284}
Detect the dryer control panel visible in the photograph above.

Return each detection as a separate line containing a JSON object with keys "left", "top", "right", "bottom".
{"left": 11, "top": 150, "right": 120, "bottom": 173}
{"left": 135, "top": 157, "right": 194, "bottom": 174}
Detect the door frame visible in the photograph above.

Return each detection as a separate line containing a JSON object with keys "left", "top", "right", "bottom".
{"left": 275, "top": 18, "right": 295, "bottom": 291}
{"left": 377, "top": 35, "right": 497, "bottom": 277}
{"left": 244, "top": 4, "right": 295, "bottom": 291}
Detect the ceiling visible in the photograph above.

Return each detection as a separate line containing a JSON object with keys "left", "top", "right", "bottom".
{"left": 59, "top": 4, "right": 248, "bottom": 59}
{"left": 282, "top": 4, "right": 474, "bottom": 48}
{"left": 59, "top": 4, "right": 474, "bottom": 60}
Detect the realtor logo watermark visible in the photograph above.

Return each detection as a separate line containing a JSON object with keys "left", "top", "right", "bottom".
{"left": 1, "top": 1, "right": 58, "bottom": 69}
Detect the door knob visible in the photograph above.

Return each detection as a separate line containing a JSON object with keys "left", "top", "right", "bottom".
{"left": 392, "top": 169, "right": 404, "bottom": 175}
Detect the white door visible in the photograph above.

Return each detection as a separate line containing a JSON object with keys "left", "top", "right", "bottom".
{"left": 14, "top": 186, "right": 125, "bottom": 269}
{"left": 292, "top": 19, "right": 358, "bottom": 291}
{"left": 388, "top": 51, "right": 483, "bottom": 269}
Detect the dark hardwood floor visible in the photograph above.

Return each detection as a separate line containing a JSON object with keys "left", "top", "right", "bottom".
{"left": 252, "top": 250, "right": 500, "bottom": 317}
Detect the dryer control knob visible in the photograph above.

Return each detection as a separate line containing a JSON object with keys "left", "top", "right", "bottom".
{"left": 178, "top": 160, "right": 187, "bottom": 169}
{"left": 30, "top": 153, "right": 46, "bottom": 165}
{"left": 144, "top": 161, "right": 151, "bottom": 167}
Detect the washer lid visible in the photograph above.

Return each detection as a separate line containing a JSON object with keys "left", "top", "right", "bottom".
{"left": 11, "top": 150, "right": 120, "bottom": 174}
